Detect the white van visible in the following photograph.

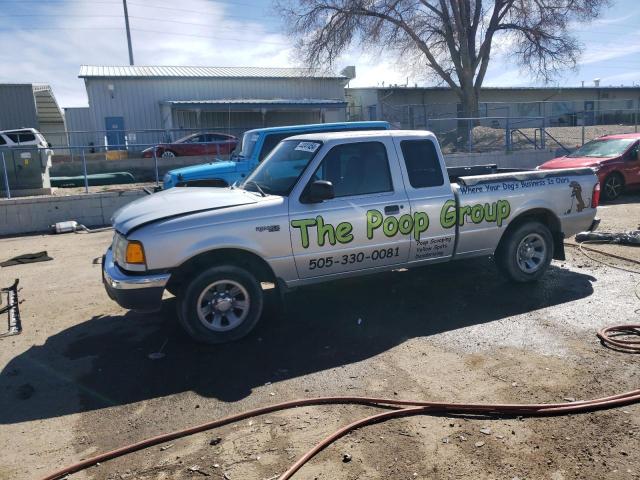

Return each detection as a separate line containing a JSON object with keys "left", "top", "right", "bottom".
{"left": 0, "top": 128, "right": 49, "bottom": 148}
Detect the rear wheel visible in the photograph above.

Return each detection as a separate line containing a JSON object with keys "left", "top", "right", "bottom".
{"left": 602, "top": 172, "right": 624, "bottom": 201}
{"left": 496, "top": 221, "right": 553, "bottom": 283}
{"left": 177, "top": 265, "right": 263, "bottom": 344}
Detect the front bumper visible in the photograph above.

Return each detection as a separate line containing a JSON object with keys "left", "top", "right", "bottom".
{"left": 102, "top": 248, "right": 170, "bottom": 311}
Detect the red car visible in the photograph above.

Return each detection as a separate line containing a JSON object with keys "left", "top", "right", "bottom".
{"left": 538, "top": 133, "right": 640, "bottom": 201}
{"left": 142, "top": 132, "right": 238, "bottom": 158}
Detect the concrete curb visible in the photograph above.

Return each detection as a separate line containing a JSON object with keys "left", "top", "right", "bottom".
{"left": 0, "top": 190, "right": 145, "bottom": 236}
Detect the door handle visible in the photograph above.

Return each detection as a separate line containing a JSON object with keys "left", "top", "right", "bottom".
{"left": 384, "top": 205, "right": 400, "bottom": 215}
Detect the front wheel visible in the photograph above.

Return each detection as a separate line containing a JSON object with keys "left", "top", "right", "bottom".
{"left": 161, "top": 150, "right": 177, "bottom": 158}
{"left": 496, "top": 221, "right": 553, "bottom": 283}
{"left": 177, "top": 265, "right": 264, "bottom": 344}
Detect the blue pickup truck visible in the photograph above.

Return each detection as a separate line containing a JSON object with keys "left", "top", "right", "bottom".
{"left": 162, "top": 121, "right": 391, "bottom": 189}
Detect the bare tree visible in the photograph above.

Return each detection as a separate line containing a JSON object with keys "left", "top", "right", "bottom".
{"left": 276, "top": 0, "right": 610, "bottom": 117}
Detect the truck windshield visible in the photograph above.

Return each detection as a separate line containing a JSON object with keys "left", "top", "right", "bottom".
{"left": 567, "top": 138, "right": 636, "bottom": 158}
{"left": 240, "top": 139, "right": 322, "bottom": 196}
{"left": 239, "top": 132, "right": 259, "bottom": 158}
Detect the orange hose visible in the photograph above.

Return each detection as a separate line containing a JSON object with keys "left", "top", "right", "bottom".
{"left": 40, "top": 386, "right": 640, "bottom": 480}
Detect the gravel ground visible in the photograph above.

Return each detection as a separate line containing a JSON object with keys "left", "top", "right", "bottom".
{"left": 0, "top": 193, "right": 638, "bottom": 480}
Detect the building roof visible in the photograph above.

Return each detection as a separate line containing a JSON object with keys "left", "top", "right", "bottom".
{"left": 161, "top": 98, "right": 348, "bottom": 111}
{"left": 162, "top": 99, "right": 348, "bottom": 106}
{"left": 79, "top": 65, "right": 346, "bottom": 79}
{"left": 347, "top": 85, "right": 640, "bottom": 92}
{"left": 32, "top": 84, "right": 64, "bottom": 124}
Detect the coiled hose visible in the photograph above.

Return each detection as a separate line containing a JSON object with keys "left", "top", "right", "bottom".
{"left": 41, "top": 243, "right": 640, "bottom": 480}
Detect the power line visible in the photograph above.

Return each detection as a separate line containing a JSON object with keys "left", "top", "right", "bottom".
{"left": 130, "top": 27, "right": 289, "bottom": 45}
{"left": 127, "top": 15, "right": 280, "bottom": 34}
{"left": 0, "top": 24, "right": 288, "bottom": 45}
{"left": 127, "top": 1, "right": 270, "bottom": 20}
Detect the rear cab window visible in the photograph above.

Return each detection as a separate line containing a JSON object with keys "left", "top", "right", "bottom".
{"left": 400, "top": 139, "right": 444, "bottom": 188}
{"left": 7, "top": 130, "right": 36, "bottom": 144}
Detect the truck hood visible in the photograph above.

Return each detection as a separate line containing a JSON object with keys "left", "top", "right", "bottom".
{"left": 538, "top": 156, "right": 611, "bottom": 169}
{"left": 169, "top": 160, "right": 238, "bottom": 181}
{"left": 113, "top": 187, "right": 258, "bottom": 234}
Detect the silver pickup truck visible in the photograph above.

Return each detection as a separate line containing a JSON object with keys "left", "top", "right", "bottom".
{"left": 103, "top": 130, "right": 600, "bottom": 343}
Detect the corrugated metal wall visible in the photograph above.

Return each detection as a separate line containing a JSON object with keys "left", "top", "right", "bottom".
{"left": 64, "top": 107, "right": 97, "bottom": 147}
{"left": 174, "top": 110, "right": 321, "bottom": 130}
{"left": 0, "top": 84, "right": 38, "bottom": 131}
{"left": 82, "top": 76, "right": 346, "bottom": 146}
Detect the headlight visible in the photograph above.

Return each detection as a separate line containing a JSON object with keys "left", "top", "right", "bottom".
{"left": 163, "top": 173, "right": 172, "bottom": 185}
{"left": 113, "top": 233, "right": 146, "bottom": 271}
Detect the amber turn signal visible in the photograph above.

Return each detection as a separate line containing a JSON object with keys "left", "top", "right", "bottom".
{"left": 125, "top": 241, "right": 146, "bottom": 264}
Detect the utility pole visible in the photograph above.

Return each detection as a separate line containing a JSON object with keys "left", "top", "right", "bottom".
{"left": 122, "top": 0, "right": 134, "bottom": 65}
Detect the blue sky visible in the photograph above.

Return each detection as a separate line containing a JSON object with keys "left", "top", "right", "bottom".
{"left": 0, "top": 0, "right": 639, "bottom": 107}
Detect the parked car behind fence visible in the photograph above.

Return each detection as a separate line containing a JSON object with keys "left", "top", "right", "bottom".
{"left": 0, "top": 128, "right": 50, "bottom": 149}
{"left": 142, "top": 132, "right": 237, "bottom": 159}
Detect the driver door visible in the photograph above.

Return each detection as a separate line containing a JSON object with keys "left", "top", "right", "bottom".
{"left": 288, "top": 139, "right": 411, "bottom": 280}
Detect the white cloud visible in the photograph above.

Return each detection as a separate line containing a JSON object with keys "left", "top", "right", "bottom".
{"left": 579, "top": 35, "right": 640, "bottom": 66}
{"left": 0, "top": 0, "right": 296, "bottom": 107}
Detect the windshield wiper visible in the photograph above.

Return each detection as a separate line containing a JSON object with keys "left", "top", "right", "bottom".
{"left": 243, "top": 180, "right": 267, "bottom": 197}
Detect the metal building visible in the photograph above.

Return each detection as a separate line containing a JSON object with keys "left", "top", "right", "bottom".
{"left": 66, "top": 65, "right": 354, "bottom": 148}
{"left": 347, "top": 85, "right": 640, "bottom": 128}
{"left": 0, "top": 83, "right": 65, "bottom": 142}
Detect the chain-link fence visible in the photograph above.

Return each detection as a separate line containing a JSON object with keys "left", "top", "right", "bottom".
{"left": 0, "top": 135, "right": 242, "bottom": 199}
{"left": 1, "top": 111, "right": 638, "bottom": 198}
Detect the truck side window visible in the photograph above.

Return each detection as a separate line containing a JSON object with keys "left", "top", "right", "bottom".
{"left": 0, "top": 135, "right": 6, "bottom": 145}
{"left": 259, "top": 133, "right": 291, "bottom": 161}
{"left": 313, "top": 141, "right": 392, "bottom": 198}
{"left": 400, "top": 139, "right": 444, "bottom": 188}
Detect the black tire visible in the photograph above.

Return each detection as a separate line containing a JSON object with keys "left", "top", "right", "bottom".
{"left": 601, "top": 172, "right": 624, "bottom": 202}
{"left": 177, "top": 265, "right": 264, "bottom": 344}
{"left": 496, "top": 221, "right": 553, "bottom": 283}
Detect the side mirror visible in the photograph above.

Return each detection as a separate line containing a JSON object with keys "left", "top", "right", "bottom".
{"left": 304, "top": 180, "right": 334, "bottom": 203}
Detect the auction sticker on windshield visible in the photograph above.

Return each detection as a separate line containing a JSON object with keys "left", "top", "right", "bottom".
{"left": 294, "top": 141, "right": 321, "bottom": 153}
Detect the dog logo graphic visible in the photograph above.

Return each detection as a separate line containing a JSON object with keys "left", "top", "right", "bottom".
{"left": 566, "top": 181, "right": 586, "bottom": 214}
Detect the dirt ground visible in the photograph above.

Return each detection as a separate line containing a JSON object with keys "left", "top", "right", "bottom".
{"left": 0, "top": 193, "right": 639, "bottom": 480}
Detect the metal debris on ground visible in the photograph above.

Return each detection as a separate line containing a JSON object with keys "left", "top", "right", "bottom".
{"left": 1, "top": 279, "right": 22, "bottom": 338}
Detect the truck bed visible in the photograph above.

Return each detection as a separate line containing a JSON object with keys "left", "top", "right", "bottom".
{"left": 448, "top": 164, "right": 595, "bottom": 186}
{"left": 447, "top": 164, "right": 529, "bottom": 184}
